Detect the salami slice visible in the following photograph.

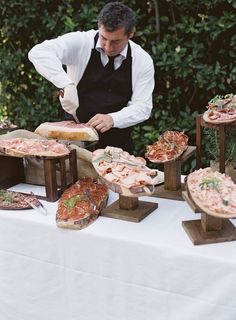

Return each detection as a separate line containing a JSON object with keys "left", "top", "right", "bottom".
{"left": 56, "top": 177, "right": 108, "bottom": 229}
{"left": 145, "top": 131, "right": 188, "bottom": 163}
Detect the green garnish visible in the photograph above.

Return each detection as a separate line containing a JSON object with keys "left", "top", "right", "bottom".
{"left": 0, "top": 189, "right": 14, "bottom": 203}
{"left": 199, "top": 176, "right": 220, "bottom": 190}
{"left": 63, "top": 194, "right": 86, "bottom": 211}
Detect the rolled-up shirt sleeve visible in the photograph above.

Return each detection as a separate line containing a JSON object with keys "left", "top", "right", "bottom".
{"left": 109, "top": 47, "right": 155, "bottom": 129}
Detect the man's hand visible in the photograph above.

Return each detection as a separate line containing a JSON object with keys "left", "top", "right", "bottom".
{"left": 86, "top": 114, "right": 114, "bottom": 133}
{"left": 59, "top": 83, "right": 79, "bottom": 115}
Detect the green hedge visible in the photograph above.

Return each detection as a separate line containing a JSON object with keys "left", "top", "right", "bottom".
{"left": 1, "top": 0, "right": 236, "bottom": 172}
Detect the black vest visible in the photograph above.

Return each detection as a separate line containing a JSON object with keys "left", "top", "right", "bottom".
{"left": 75, "top": 33, "right": 133, "bottom": 153}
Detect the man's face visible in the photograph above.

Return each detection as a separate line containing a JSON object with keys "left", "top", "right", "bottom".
{"left": 99, "top": 25, "right": 133, "bottom": 57}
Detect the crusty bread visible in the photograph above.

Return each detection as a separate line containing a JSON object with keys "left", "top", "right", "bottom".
{"left": 35, "top": 121, "right": 99, "bottom": 141}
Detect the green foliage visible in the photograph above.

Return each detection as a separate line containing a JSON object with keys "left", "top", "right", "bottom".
{"left": 1, "top": 0, "right": 236, "bottom": 174}
{"left": 204, "top": 128, "right": 236, "bottom": 165}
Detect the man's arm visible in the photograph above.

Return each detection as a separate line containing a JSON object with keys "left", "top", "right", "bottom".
{"left": 109, "top": 51, "right": 155, "bottom": 129}
{"left": 28, "top": 30, "right": 95, "bottom": 89}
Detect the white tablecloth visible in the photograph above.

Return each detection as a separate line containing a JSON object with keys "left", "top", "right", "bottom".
{"left": 0, "top": 184, "right": 236, "bottom": 320}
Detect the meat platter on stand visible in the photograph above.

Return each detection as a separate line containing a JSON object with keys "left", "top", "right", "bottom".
{"left": 92, "top": 146, "right": 159, "bottom": 222}
{"left": 0, "top": 137, "right": 78, "bottom": 202}
{"left": 182, "top": 168, "right": 236, "bottom": 245}
{"left": 145, "top": 131, "right": 196, "bottom": 201}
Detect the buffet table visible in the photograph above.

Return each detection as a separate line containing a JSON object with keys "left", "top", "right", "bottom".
{"left": 0, "top": 184, "right": 236, "bottom": 320}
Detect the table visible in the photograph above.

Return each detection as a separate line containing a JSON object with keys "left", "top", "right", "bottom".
{"left": 0, "top": 184, "right": 236, "bottom": 320}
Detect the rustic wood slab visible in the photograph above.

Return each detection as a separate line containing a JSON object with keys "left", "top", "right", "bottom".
{"left": 182, "top": 191, "right": 201, "bottom": 212}
{"left": 182, "top": 219, "right": 236, "bottom": 245}
{"left": 101, "top": 196, "right": 158, "bottom": 222}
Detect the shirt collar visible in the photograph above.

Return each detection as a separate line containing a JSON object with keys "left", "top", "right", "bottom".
{"left": 95, "top": 36, "right": 128, "bottom": 59}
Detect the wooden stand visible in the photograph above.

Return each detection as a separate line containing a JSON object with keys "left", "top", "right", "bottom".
{"left": 101, "top": 194, "right": 158, "bottom": 222}
{"left": 182, "top": 191, "right": 236, "bottom": 245}
{"left": 196, "top": 114, "right": 236, "bottom": 173}
{"left": 0, "top": 149, "right": 78, "bottom": 202}
{"left": 152, "top": 146, "right": 196, "bottom": 201}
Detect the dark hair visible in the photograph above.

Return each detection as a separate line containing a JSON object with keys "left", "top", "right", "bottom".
{"left": 98, "top": 2, "right": 136, "bottom": 35}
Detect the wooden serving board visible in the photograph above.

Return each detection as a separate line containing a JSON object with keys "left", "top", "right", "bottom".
{"left": 182, "top": 191, "right": 236, "bottom": 245}
{"left": 101, "top": 195, "right": 158, "bottom": 222}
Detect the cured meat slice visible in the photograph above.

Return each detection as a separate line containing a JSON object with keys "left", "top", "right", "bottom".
{"left": 145, "top": 131, "right": 188, "bottom": 163}
{"left": 0, "top": 138, "right": 69, "bottom": 157}
{"left": 92, "top": 146, "right": 158, "bottom": 197}
{"left": 35, "top": 121, "right": 99, "bottom": 141}
{"left": 56, "top": 177, "right": 108, "bottom": 229}
{"left": 203, "top": 94, "right": 236, "bottom": 124}
{"left": 186, "top": 167, "right": 236, "bottom": 218}
{"left": 0, "top": 189, "right": 41, "bottom": 210}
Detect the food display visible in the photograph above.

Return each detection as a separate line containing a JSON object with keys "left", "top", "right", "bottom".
{"left": 203, "top": 94, "right": 236, "bottom": 124}
{"left": 56, "top": 177, "right": 108, "bottom": 229}
{"left": 0, "top": 189, "right": 40, "bottom": 210}
{"left": 186, "top": 167, "right": 236, "bottom": 218}
{"left": 92, "top": 146, "right": 158, "bottom": 197}
{"left": 0, "top": 138, "right": 70, "bottom": 157}
{"left": 145, "top": 131, "right": 188, "bottom": 163}
{"left": 35, "top": 120, "right": 99, "bottom": 141}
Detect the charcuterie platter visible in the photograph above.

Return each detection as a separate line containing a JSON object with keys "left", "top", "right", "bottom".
{"left": 92, "top": 146, "right": 158, "bottom": 222}
{"left": 182, "top": 168, "right": 236, "bottom": 245}
{"left": 202, "top": 94, "right": 236, "bottom": 124}
{"left": 145, "top": 131, "right": 196, "bottom": 201}
{"left": 56, "top": 177, "right": 108, "bottom": 229}
{"left": 0, "top": 138, "right": 70, "bottom": 158}
{"left": 0, "top": 189, "right": 40, "bottom": 210}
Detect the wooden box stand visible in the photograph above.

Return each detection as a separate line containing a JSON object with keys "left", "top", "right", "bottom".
{"left": 152, "top": 146, "right": 196, "bottom": 201}
{"left": 101, "top": 195, "right": 158, "bottom": 223}
{"left": 182, "top": 191, "right": 236, "bottom": 245}
{"left": 196, "top": 114, "right": 236, "bottom": 173}
{"left": 0, "top": 149, "right": 78, "bottom": 202}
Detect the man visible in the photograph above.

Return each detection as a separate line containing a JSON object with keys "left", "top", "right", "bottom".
{"left": 28, "top": 2, "right": 154, "bottom": 153}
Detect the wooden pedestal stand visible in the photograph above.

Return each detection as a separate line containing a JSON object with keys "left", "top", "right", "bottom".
{"left": 101, "top": 195, "right": 158, "bottom": 222}
{"left": 152, "top": 146, "right": 196, "bottom": 201}
{"left": 182, "top": 191, "right": 236, "bottom": 245}
{"left": 196, "top": 114, "right": 236, "bottom": 173}
{"left": 0, "top": 149, "right": 78, "bottom": 202}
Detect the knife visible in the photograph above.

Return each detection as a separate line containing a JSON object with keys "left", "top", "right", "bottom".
{"left": 24, "top": 192, "right": 48, "bottom": 215}
{"left": 58, "top": 89, "right": 80, "bottom": 124}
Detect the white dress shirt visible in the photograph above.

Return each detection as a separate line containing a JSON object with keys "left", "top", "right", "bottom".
{"left": 28, "top": 29, "right": 155, "bottom": 129}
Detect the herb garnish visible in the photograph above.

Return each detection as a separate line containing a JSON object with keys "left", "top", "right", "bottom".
{"left": 0, "top": 189, "right": 14, "bottom": 203}
{"left": 63, "top": 194, "right": 86, "bottom": 211}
